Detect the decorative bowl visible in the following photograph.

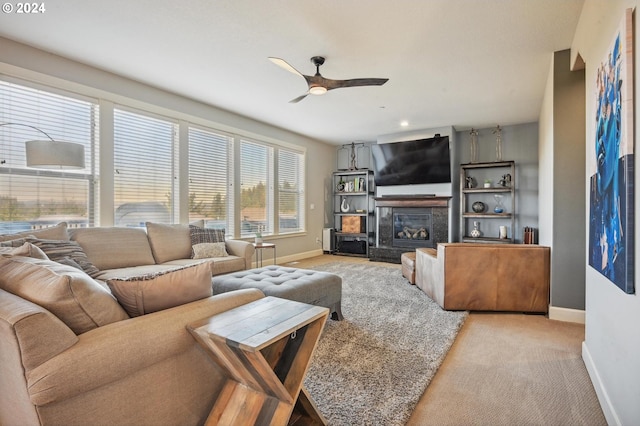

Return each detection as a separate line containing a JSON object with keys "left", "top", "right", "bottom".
{"left": 472, "top": 201, "right": 486, "bottom": 213}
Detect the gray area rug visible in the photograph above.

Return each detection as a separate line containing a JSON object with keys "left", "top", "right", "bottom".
{"left": 304, "top": 262, "right": 468, "bottom": 426}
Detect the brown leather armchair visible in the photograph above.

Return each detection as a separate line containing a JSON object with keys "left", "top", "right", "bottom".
{"left": 416, "top": 243, "right": 550, "bottom": 313}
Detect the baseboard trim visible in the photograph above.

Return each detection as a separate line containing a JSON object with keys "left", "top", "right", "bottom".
{"left": 278, "top": 249, "right": 324, "bottom": 265}
{"left": 548, "top": 305, "right": 585, "bottom": 323}
{"left": 252, "top": 248, "right": 324, "bottom": 268}
{"left": 582, "top": 342, "right": 620, "bottom": 425}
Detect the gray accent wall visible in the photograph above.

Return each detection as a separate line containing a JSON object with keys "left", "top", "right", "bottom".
{"left": 553, "top": 50, "right": 586, "bottom": 310}
{"left": 539, "top": 49, "right": 586, "bottom": 312}
{"left": 455, "top": 123, "right": 539, "bottom": 243}
{"left": 340, "top": 123, "right": 539, "bottom": 244}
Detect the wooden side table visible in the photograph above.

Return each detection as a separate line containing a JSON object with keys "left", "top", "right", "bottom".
{"left": 188, "top": 296, "right": 329, "bottom": 426}
{"left": 252, "top": 242, "right": 276, "bottom": 267}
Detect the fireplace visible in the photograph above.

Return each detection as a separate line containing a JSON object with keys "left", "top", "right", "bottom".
{"left": 370, "top": 196, "right": 450, "bottom": 263}
{"left": 392, "top": 208, "right": 432, "bottom": 248}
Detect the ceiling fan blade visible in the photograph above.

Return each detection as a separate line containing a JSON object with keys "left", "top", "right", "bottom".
{"left": 289, "top": 93, "right": 309, "bottom": 103}
{"left": 268, "top": 57, "right": 304, "bottom": 77}
{"left": 325, "top": 78, "right": 389, "bottom": 90}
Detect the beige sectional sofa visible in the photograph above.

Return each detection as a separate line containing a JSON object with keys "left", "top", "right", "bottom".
{"left": 0, "top": 222, "right": 263, "bottom": 426}
{"left": 72, "top": 221, "right": 254, "bottom": 279}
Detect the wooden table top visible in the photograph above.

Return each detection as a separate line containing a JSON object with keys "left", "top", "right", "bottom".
{"left": 188, "top": 296, "right": 328, "bottom": 352}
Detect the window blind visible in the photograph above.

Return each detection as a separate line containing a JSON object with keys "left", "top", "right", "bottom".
{"left": 240, "top": 139, "right": 272, "bottom": 237}
{"left": 188, "top": 127, "right": 233, "bottom": 234}
{"left": 278, "top": 148, "right": 305, "bottom": 234}
{"left": 0, "top": 80, "right": 97, "bottom": 233}
{"left": 113, "top": 108, "right": 176, "bottom": 227}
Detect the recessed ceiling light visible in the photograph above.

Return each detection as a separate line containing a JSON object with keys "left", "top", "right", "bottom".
{"left": 400, "top": 120, "right": 409, "bottom": 127}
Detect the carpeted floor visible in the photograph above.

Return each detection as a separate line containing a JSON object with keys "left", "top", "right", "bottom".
{"left": 407, "top": 313, "right": 607, "bottom": 425}
{"left": 303, "top": 262, "right": 467, "bottom": 426}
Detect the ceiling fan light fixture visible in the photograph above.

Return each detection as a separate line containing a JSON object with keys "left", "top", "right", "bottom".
{"left": 309, "top": 86, "right": 327, "bottom": 96}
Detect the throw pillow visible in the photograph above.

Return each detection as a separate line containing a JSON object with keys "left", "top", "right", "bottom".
{"left": 106, "top": 262, "right": 212, "bottom": 317}
{"left": 0, "top": 242, "right": 49, "bottom": 260}
{"left": 189, "top": 226, "right": 225, "bottom": 258}
{"left": 192, "top": 242, "right": 228, "bottom": 259}
{"left": 27, "top": 238, "right": 101, "bottom": 278}
{"left": 0, "top": 256, "right": 129, "bottom": 334}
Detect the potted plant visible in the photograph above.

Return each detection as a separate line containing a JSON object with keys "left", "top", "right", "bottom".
{"left": 484, "top": 179, "right": 491, "bottom": 188}
{"left": 255, "top": 225, "right": 265, "bottom": 244}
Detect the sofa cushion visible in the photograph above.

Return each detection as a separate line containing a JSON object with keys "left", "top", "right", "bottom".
{"left": 106, "top": 262, "right": 213, "bottom": 317}
{"left": 192, "top": 242, "right": 228, "bottom": 259}
{"left": 0, "top": 222, "right": 68, "bottom": 242}
{"left": 95, "top": 264, "right": 181, "bottom": 281}
{"left": 165, "top": 256, "right": 245, "bottom": 277}
{"left": 69, "top": 227, "right": 156, "bottom": 270}
{"left": 0, "top": 242, "right": 48, "bottom": 259}
{"left": 0, "top": 257, "right": 129, "bottom": 334}
{"left": 145, "top": 222, "right": 192, "bottom": 263}
{"left": 26, "top": 238, "right": 101, "bottom": 278}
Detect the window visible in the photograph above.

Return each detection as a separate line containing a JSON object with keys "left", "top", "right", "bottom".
{"left": 188, "top": 127, "right": 233, "bottom": 233}
{"left": 238, "top": 139, "right": 306, "bottom": 238}
{"left": 0, "top": 79, "right": 306, "bottom": 239}
{"left": 113, "top": 108, "right": 177, "bottom": 227}
{"left": 0, "top": 80, "right": 97, "bottom": 233}
{"left": 240, "top": 139, "right": 273, "bottom": 237}
{"left": 278, "top": 148, "right": 305, "bottom": 234}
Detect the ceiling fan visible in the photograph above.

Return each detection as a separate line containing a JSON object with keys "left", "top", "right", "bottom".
{"left": 268, "top": 56, "right": 389, "bottom": 103}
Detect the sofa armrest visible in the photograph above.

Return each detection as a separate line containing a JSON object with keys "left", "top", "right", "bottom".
{"left": 0, "top": 289, "right": 78, "bottom": 372}
{"left": 416, "top": 248, "right": 444, "bottom": 307}
{"left": 26, "top": 288, "right": 264, "bottom": 406}
{"left": 225, "top": 239, "right": 255, "bottom": 269}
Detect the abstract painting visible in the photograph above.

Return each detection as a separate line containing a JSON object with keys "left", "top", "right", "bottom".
{"left": 589, "top": 8, "right": 635, "bottom": 294}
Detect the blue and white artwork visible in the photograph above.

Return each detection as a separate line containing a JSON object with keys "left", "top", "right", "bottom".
{"left": 589, "top": 8, "right": 635, "bottom": 294}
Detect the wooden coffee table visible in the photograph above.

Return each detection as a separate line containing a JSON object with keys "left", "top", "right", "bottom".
{"left": 188, "top": 296, "right": 329, "bottom": 426}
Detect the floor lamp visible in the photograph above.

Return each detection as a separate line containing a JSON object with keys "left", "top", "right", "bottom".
{"left": 0, "top": 122, "right": 85, "bottom": 169}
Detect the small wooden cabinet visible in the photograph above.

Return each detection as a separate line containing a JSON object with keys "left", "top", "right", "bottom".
{"left": 460, "top": 161, "right": 515, "bottom": 243}
{"left": 332, "top": 170, "right": 374, "bottom": 257}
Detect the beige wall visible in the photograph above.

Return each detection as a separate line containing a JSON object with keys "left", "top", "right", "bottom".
{"left": 571, "top": 1, "right": 640, "bottom": 424}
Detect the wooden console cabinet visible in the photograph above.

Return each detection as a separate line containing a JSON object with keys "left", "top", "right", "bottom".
{"left": 416, "top": 243, "right": 550, "bottom": 313}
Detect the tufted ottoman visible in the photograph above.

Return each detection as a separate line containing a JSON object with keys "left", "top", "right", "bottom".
{"left": 211, "top": 265, "right": 343, "bottom": 320}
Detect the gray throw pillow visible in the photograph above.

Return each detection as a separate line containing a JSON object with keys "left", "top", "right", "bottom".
{"left": 27, "top": 238, "right": 101, "bottom": 278}
{"left": 189, "top": 226, "right": 225, "bottom": 258}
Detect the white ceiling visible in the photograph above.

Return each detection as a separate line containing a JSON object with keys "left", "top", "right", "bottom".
{"left": 0, "top": 0, "right": 584, "bottom": 145}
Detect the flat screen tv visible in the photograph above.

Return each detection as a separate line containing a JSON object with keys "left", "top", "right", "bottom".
{"left": 370, "top": 135, "right": 451, "bottom": 186}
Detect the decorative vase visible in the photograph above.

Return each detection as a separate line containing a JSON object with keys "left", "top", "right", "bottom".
{"left": 340, "top": 198, "right": 350, "bottom": 213}
{"left": 470, "top": 221, "right": 482, "bottom": 238}
{"left": 472, "top": 201, "right": 486, "bottom": 213}
{"left": 255, "top": 237, "right": 263, "bottom": 244}
{"left": 499, "top": 226, "right": 508, "bottom": 239}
